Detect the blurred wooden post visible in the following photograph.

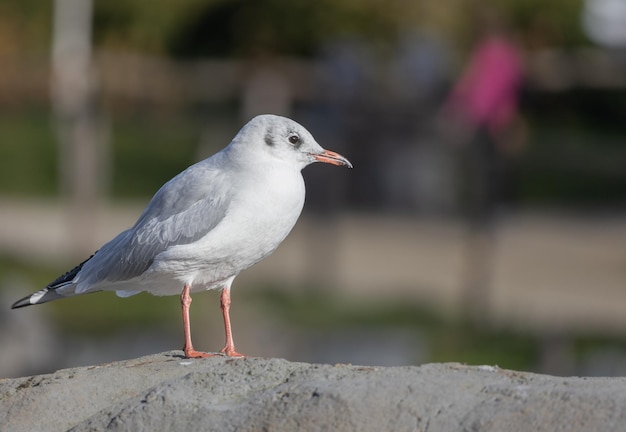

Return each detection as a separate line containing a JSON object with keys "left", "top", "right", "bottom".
{"left": 51, "top": 0, "right": 108, "bottom": 256}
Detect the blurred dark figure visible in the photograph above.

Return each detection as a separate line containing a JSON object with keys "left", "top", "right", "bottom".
{"left": 441, "top": 10, "right": 527, "bottom": 322}
{"left": 293, "top": 37, "right": 373, "bottom": 288}
{"left": 314, "top": 36, "right": 380, "bottom": 210}
{"left": 384, "top": 30, "right": 453, "bottom": 214}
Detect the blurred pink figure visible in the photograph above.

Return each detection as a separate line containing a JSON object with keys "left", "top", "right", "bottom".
{"left": 442, "top": 23, "right": 527, "bottom": 322}
{"left": 445, "top": 33, "right": 525, "bottom": 150}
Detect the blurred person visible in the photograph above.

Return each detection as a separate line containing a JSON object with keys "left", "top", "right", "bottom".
{"left": 384, "top": 29, "right": 454, "bottom": 214}
{"left": 440, "top": 9, "right": 527, "bottom": 321}
{"left": 298, "top": 37, "right": 373, "bottom": 289}
{"left": 315, "top": 36, "right": 379, "bottom": 210}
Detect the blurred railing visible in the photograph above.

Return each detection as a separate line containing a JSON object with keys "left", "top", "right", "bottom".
{"left": 1, "top": 48, "right": 625, "bottom": 107}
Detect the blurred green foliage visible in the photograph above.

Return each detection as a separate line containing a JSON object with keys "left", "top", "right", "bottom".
{"left": 0, "top": 254, "right": 571, "bottom": 371}
{"left": 0, "top": 110, "right": 57, "bottom": 196}
{"left": 0, "top": 254, "right": 180, "bottom": 336}
{"left": 244, "top": 286, "right": 626, "bottom": 372}
{"left": 520, "top": 88, "right": 626, "bottom": 206}
{"left": 0, "top": 108, "right": 201, "bottom": 198}
{"left": 4, "top": 255, "right": 626, "bottom": 373}
{"left": 1, "top": 0, "right": 617, "bottom": 203}
{"left": 1, "top": 0, "right": 588, "bottom": 58}
{"left": 110, "top": 113, "right": 199, "bottom": 197}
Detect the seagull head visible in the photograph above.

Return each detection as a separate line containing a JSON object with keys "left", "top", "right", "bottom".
{"left": 230, "top": 115, "right": 352, "bottom": 171}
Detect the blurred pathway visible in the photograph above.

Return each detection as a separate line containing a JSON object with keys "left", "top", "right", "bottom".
{"left": 2, "top": 197, "right": 626, "bottom": 334}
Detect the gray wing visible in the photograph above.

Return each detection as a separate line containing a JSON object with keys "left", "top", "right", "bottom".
{"left": 78, "top": 160, "right": 233, "bottom": 288}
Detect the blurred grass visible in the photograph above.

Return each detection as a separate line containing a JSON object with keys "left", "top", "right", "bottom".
{"left": 1, "top": 254, "right": 180, "bottom": 336}
{"left": 48, "top": 293, "right": 180, "bottom": 336}
{"left": 111, "top": 112, "right": 199, "bottom": 197}
{"left": 0, "top": 107, "right": 203, "bottom": 198}
{"left": 4, "top": 256, "right": 626, "bottom": 373}
{"left": 0, "top": 109, "right": 57, "bottom": 196}
{"left": 248, "top": 287, "right": 539, "bottom": 371}
{"left": 0, "top": 253, "right": 59, "bottom": 291}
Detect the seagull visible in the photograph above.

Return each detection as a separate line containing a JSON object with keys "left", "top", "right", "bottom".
{"left": 12, "top": 114, "right": 352, "bottom": 358}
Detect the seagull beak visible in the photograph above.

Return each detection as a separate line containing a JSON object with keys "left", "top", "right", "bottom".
{"left": 312, "top": 149, "right": 353, "bottom": 168}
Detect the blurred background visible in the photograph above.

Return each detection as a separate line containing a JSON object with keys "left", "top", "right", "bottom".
{"left": 1, "top": 0, "right": 626, "bottom": 378}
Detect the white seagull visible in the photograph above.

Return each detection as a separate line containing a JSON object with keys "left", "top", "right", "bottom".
{"left": 12, "top": 114, "right": 352, "bottom": 358}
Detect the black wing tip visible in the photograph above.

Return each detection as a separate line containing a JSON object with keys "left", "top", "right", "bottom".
{"left": 11, "top": 287, "right": 66, "bottom": 309}
{"left": 11, "top": 253, "right": 99, "bottom": 309}
{"left": 11, "top": 291, "right": 45, "bottom": 309}
{"left": 47, "top": 252, "right": 96, "bottom": 290}
{"left": 11, "top": 296, "right": 33, "bottom": 309}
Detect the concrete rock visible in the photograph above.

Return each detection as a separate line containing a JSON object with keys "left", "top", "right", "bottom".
{"left": 1, "top": 352, "right": 625, "bottom": 432}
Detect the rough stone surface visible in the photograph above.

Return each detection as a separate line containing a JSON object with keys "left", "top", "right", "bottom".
{"left": 1, "top": 352, "right": 626, "bottom": 431}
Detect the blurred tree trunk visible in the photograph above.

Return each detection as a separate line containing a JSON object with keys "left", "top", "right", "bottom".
{"left": 51, "top": 0, "right": 110, "bottom": 257}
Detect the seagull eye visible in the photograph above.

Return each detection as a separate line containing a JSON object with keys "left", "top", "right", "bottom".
{"left": 288, "top": 134, "right": 300, "bottom": 145}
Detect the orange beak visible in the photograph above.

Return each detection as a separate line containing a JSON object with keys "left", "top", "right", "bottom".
{"left": 312, "top": 150, "right": 353, "bottom": 168}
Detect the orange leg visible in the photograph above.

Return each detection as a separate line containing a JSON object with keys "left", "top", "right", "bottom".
{"left": 219, "top": 288, "right": 245, "bottom": 357}
{"left": 181, "top": 283, "right": 215, "bottom": 359}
